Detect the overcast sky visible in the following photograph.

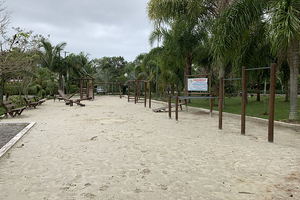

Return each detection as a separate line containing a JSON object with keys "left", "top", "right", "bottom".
{"left": 5, "top": 0, "right": 154, "bottom": 62}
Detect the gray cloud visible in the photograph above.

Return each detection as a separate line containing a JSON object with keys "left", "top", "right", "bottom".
{"left": 5, "top": 0, "right": 153, "bottom": 61}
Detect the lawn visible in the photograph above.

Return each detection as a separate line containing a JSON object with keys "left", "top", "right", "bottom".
{"left": 0, "top": 106, "right": 5, "bottom": 117}
{"left": 188, "top": 95, "right": 300, "bottom": 122}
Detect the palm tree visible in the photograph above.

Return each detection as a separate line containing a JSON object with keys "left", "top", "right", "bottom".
{"left": 147, "top": 0, "right": 233, "bottom": 83}
{"left": 40, "top": 39, "right": 67, "bottom": 91}
{"left": 147, "top": 0, "right": 232, "bottom": 24}
{"left": 211, "top": 0, "right": 299, "bottom": 120}
{"left": 30, "top": 67, "right": 58, "bottom": 97}
{"left": 270, "top": 0, "right": 300, "bottom": 120}
{"left": 150, "top": 18, "right": 209, "bottom": 79}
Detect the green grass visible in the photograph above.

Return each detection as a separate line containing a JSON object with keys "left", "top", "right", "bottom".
{"left": 0, "top": 106, "right": 5, "bottom": 116}
{"left": 188, "top": 95, "right": 300, "bottom": 121}
{"left": 0, "top": 100, "right": 27, "bottom": 118}
{"left": 0, "top": 105, "right": 27, "bottom": 118}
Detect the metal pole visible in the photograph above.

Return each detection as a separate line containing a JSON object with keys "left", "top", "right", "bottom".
{"left": 268, "top": 63, "right": 276, "bottom": 142}
{"left": 241, "top": 66, "right": 246, "bottom": 135}
{"left": 245, "top": 67, "right": 271, "bottom": 71}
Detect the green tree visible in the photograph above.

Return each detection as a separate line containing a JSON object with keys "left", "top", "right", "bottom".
{"left": 148, "top": 17, "right": 209, "bottom": 97}
{"left": 212, "top": 0, "right": 299, "bottom": 120}
{"left": 40, "top": 39, "right": 67, "bottom": 91}
{"left": 0, "top": 27, "right": 42, "bottom": 104}
{"left": 147, "top": 0, "right": 233, "bottom": 78}
{"left": 93, "top": 56, "right": 128, "bottom": 82}
{"left": 30, "top": 67, "right": 58, "bottom": 97}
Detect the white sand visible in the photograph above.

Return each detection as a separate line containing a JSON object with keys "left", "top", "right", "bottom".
{"left": 0, "top": 96, "right": 300, "bottom": 200}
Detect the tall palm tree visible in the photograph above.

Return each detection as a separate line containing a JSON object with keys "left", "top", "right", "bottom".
{"left": 30, "top": 67, "right": 58, "bottom": 97}
{"left": 40, "top": 39, "right": 67, "bottom": 90}
{"left": 270, "top": 0, "right": 300, "bottom": 120}
{"left": 147, "top": 0, "right": 232, "bottom": 24}
{"left": 149, "top": 17, "right": 209, "bottom": 78}
{"left": 212, "top": 0, "right": 299, "bottom": 120}
{"left": 147, "top": 0, "right": 233, "bottom": 80}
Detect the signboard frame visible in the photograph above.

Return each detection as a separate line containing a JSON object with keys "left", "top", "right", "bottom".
{"left": 187, "top": 78, "right": 208, "bottom": 91}
{"left": 184, "top": 74, "right": 211, "bottom": 96}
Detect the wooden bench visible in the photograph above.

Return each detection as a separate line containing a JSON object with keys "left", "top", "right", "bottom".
{"left": 34, "top": 96, "right": 47, "bottom": 105}
{"left": 24, "top": 97, "right": 39, "bottom": 108}
{"left": 1, "top": 100, "right": 26, "bottom": 118}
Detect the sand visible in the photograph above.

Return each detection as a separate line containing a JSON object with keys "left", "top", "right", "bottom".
{"left": 0, "top": 96, "right": 299, "bottom": 200}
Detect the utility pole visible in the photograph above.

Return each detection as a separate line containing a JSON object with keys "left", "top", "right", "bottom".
{"left": 63, "top": 51, "right": 69, "bottom": 58}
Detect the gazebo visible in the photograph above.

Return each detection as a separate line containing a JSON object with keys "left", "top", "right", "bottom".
{"left": 79, "top": 74, "right": 95, "bottom": 100}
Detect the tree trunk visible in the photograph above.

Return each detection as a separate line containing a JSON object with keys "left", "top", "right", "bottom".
{"left": 58, "top": 73, "right": 63, "bottom": 91}
{"left": 0, "top": 75, "right": 6, "bottom": 104}
{"left": 285, "top": 80, "right": 289, "bottom": 102}
{"left": 177, "top": 83, "right": 181, "bottom": 96}
{"left": 287, "top": 37, "right": 299, "bottom": 120}
{"left": 256, "top": 76, "right": 260, "bottom": 101}
{"left": 218, "top": 60, "right": 225, "bottom": 78}
{"left": 184, "top": 52, "right": 192, "bottom": 77}
{"left": 185, "top": 52, "right": 192, "bottom": 103}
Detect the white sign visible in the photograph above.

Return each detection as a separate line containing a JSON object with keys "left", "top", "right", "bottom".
{"left": 188, "top": 78, "right": 208, "bottom": 91}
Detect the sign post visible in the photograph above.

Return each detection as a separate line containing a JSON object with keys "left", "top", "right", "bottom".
{"left": 184, "top": 74, "right": 211, "bottom": 96}
{"left": 187, "top": 78, "right": 208, "bottom": 92}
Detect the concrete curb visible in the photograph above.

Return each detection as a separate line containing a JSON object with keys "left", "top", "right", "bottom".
{"left": 0, "top": 122, "right": 36, "bottom": 158}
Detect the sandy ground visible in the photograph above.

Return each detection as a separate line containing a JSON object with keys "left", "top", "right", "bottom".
{"left": 0, "top": 95, "right": 300, "bottom": 200}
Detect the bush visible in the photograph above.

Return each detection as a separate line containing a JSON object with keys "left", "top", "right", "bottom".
{"left": 5, "top": 84, "right": 20, "bottom": 96}
{"left": 8, "top": 96, "right": 22, "bottom": 105}
{"left": 69, "top": 85, "right": 80, "bottom": 94}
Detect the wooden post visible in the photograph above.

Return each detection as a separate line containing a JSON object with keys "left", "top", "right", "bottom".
{"left": 127, "top": 81, "right": 130, "bottom": 102}
{"left": 149, "top": 82, "right": 151, "bottom": 108}
{"left": 184, "top": 76, "right": 187, "bottom": 97}
{"left": 223, "top": 79, "right": 225, "bottom": 109}
{"left": 210, "top": 98, "right": 213, "bottom": 117}
{"left": 144, "top": 81, "right": 147, "bottom": 107}
{"left": 92, "top": 79, "right": 95, "bottom": 99}
{"left": 119, "top": 83, "right": 122, "bottom": 99}
{"left": 241, "top": 66, "right": 246, "bottom": 135}
{"left": 175, "top": 96, "right": 178, "bottom": 121}
{"left": 80, "top": 79, "right": 83, "bottom": 99}
{"left": 219, "top": 77, "right": 223, "bottom": 129}
{"left": 268, "top": 63, "right": 276, "bottom": 142}
{"left": 134, "top": 81, "right": 137, "bottom": 104}
{"left": 168, "top": 95, "right": 171, "bottom": 118}
{"left": 86, "top": 80, "right": 89, "bottom": 98}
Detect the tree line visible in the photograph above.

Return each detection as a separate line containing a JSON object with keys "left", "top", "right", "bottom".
{"left": 145, "top": 0, "right": 300, "bottom": 121}
{"left": 0, "top": 0, "right": 299, "bottom": 121}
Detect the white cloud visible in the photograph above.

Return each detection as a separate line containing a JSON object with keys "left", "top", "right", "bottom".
{"left": 5, "top": 0, "right": 153, "bottom": 62}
